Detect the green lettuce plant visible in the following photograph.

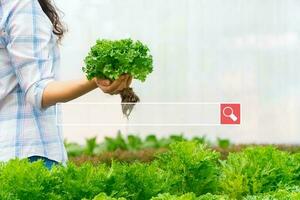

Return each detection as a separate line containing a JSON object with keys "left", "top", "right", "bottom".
{"left": 219, "top": 146, "right": 297, "bottom": 199}
{"left": 155, "top": 142, "right": 220, "bottom": 196}
{"left": 83, "top": 39, "right": 153, "bottom": 117}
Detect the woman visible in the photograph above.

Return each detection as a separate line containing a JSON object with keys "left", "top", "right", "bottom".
{"left": 0, "top": 0, "right": 131, "bottom": 169}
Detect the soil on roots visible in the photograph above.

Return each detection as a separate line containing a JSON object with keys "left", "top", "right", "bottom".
{"left": 120, "top": 88, "right": 140, "bottom": 118}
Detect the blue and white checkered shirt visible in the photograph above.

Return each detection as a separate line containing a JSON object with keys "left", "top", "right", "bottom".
{"left": 0, "top": 0, "right": 67, "bottom": 163}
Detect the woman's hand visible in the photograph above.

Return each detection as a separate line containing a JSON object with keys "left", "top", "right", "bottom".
{"left": 95, "top": 74, "right": 133, "bottom": 95}
{"left": 41, "top": 75, "right": 132, "bottom": 110}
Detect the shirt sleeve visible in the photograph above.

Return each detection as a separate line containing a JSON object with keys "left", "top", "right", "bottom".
{"left": 5, "top": 0, "right": 56, "bottom": 111}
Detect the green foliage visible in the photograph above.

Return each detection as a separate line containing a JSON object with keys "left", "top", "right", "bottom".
{"left": 64, "top": 140, "right": 85, "bottom": 157}
{"left": 191, "top": 136, "right": 208, "bottom": 145}
{"left": 65, "top": 133, "right": 213, "bottom": 157}
{"left": 127, "top": 135, "right": 143, "bottom": 151}
{"left": 84, "top": 137, "right": 98, "bottom": 156}
{"left": 105, "top": 132, "right": 128, "bottom": 151}
{"left": 0, "top": 160, "right": 57, "bottom": 200}
{"left": 219, "top": 146, "right": 298, "bottom": 199}
{"left": 2, "top": 142, "right": 300, "bottom": 200}
{"left": 93, "top": 193, "right": 126, "bottom": 200}
{"left": 151, "top": 193, "right": 230, "bottom": 200}
{"left": 105, "top": 162, "right": 169, "bottom": 200}
{"left": 197, "top": 193, "right": 230, "bottom": 200}
{"left": 155, "top": 142, "right": 220, "bottom": 196}
{"left": 151, "top": 193, "right": 198, "bottom": 200}
{"left": 217, "top": 138, "right": 231, "bottom": 149}
{"left": 292, "top": 153, "right": 300, "bottom": 184}
{"left": 83, "top": 39, "right": 153, "bottom": 81}
{"left": 141, "top": 135, "right": 160, "bottom": 148}
{"left": 243, "top": 186, "right": 300, "bottom": 200}
{"left": 50, "top": 163, "right": 108, "bottom": 200}
{"left": 141, "top": 134, "right": 186, "bottom": 149}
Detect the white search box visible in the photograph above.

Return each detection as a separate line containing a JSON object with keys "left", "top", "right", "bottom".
{"left": 56, "top": 102, "right": 241, "bottom": 126}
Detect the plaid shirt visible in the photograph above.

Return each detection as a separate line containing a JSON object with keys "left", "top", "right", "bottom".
{"left": 0, "top": 0, "right": 67, "bottom": 163}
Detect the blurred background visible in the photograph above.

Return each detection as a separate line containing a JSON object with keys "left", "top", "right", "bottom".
{"left": 56, "top": 0, "right": 300, "bottom": 144}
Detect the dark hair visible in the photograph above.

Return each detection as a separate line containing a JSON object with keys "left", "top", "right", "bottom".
{"left": 38, "top": 0, "right": 65, "bottom": 40}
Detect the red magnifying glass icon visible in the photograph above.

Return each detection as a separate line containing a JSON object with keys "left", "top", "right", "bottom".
{"left": 222, "top": 107, "right": 238, "bottom": 122}
{"left": 220, "top": 104, "right": 241, "bottom": 125}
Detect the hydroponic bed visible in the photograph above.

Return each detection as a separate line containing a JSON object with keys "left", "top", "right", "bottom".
{"left": 65, "top": 132, "right": 300, "bottom": 165}
{"left": 1, "top": 137, "right": 300, "bottom": 200}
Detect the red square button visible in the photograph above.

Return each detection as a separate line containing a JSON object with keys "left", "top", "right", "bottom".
{"left": 220, "top": 104, "right": 241, "bottom": 125}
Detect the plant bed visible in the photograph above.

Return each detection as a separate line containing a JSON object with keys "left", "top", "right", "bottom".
{"left": 65, "top": 133, "right": 300, "bottom": 160}
{"left": 67, "top": 143, "right": 300, "bottom": 166}
{"left": 1, "top": 141, "right": 300, "bottom": 200}
{"left": 68, "top": 145, "right": 300, "bottom": 166}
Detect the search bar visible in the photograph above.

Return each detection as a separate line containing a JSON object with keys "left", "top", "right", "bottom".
{"left": 56, "top": 102, "right": 241, "bottom": 126}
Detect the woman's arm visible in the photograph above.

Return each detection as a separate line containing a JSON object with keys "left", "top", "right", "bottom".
{"left": 42, "top": 74, "right": 131, "bottom": 109}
